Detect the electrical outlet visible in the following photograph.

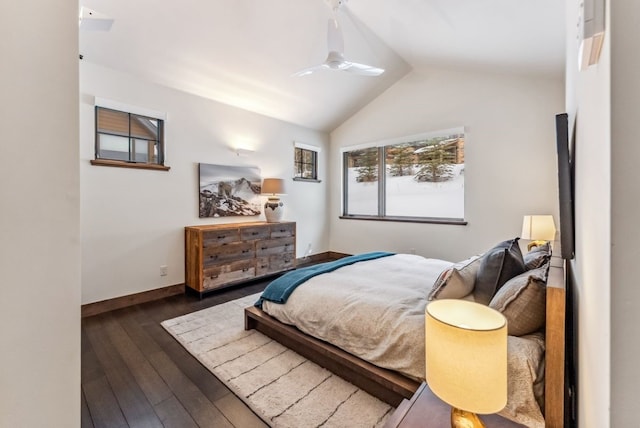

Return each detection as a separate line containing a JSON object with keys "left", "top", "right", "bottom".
{"left": 160, "top": 265, "right": 168, "bottom": 276}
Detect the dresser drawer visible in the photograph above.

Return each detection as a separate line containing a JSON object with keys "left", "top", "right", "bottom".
{"left": 203, "top": 229, "right": 240, "bottom": 246}
{"left": 256, "top": 236, "right": 295, "bottom": 257}
{"left": 255, "top": 257, "right": 270, "bottom": 276}
{"left": 270, "top": 223, "right": 295, "bottom": 238}
{"left": 203, "top": 241, "right": 254, "bottom": 267}
{"left": 241, "top": 225, "right": 271, "bottom": 241}
{"left": 203, "top": 259, "right": 255, "bottom": 289}
{"left": 256, "top": 253, "right": 295, "bottom": 276}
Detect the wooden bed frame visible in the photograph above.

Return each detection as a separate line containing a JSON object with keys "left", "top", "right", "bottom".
{"left": 244, "top": 255, "right": 566, "bottom": 428}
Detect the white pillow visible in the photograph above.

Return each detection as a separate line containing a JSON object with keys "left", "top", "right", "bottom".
{"left": 428, "top": 255, "right": 481, "bottom": 300}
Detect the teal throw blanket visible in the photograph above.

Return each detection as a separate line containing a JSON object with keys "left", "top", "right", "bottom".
{"left": 255, "top": 251, "right": 394, "bottom": 309}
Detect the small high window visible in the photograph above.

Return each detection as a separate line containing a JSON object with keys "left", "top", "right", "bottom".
{"left": 91, "top": 104, "right": 169, "bottom": 171}
{"left": 293, "top": 142, "right": 321, "bottom": 182}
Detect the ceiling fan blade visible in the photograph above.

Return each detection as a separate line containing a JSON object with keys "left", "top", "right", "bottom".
{"left": 327, "top": 17, "right": 344, "bottom": 54}
{"left": 291, "top": 64, "right": 328, "bottom": 77}
{"left": 343, "top": 62, "right": 385, "bottom": 76}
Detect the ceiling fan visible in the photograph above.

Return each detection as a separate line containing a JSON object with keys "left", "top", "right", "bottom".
{"left": 293, "top": 0, "right": 385, "bottom": 77}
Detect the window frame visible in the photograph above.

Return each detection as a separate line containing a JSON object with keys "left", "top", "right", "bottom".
{"left": 293, "top": 141, "right": 321, "bottom": 183}
{"left": 91, "top": 99, "right": 169, "bottom": 171}
{"left": 340, "top": 128, "right": 467, "bottom": 225}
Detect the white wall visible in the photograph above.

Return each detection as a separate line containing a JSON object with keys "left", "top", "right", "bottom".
{"left": 609, "top": 2, "right": 640, "bottom": 426}
{"left": 80, "top": 62, "right": 329, "bottom": 304}
{"left": 329, "top": 68, "right": 564, "bottom": 261}
{"left": 0, "top": 1, "right": 80, "bottom": 427}
{"left": 565, "top": 0, "right": 612, "bottom": 426}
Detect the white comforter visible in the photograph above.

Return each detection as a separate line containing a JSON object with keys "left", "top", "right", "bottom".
{"left": 263, "top": 254, "right": 450, "bottom": 379}
{"left": 262, "top": 254, "right": 546, "bottom": 427}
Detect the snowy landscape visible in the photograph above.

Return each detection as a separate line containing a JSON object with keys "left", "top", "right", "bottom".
{"left": 346, "top": 163, "right": 464, "bottom": 219}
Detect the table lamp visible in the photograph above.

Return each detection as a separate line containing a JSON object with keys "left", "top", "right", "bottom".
{"left": 521, "top": 215, "right": 556, "bottom": 251}
{"left": 262, "top": 178, "right": 286, "bottom": 223}
{"left": 425, "top": 299, "right": 507, "bottom": 428}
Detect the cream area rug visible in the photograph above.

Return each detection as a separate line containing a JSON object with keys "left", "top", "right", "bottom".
{"left": 161, "top": 293, "right": 393, "bottom": 428}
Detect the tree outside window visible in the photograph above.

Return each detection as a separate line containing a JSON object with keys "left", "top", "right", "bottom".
{"left": 293, "top": 142, "right": 321, "bottom": 182}
{"left": 342, "top": 128, "right": 465, "bottom": 222}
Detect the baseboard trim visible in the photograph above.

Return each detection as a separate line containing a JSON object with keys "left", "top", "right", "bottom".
{"left": 81, "top": 284, "right": 185, "bottom": 318}
{"left": 81, "top": 252, "right": 352, "bottom": 318}
{"left": 295, "top": 251, "right": 351, "bottom": 267}
{"left": 327, "top": 251, "right": 351, "bottom": 259}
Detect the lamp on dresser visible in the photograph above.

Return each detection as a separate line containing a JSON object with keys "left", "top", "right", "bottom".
{"left": 521, "top": 215, "right": 556, "bottom": 251}
{"left": 425, "top": 299, "right": 508, "bottom": 428}
{"left": 262, "top": 178, "right": 286, "bottom": 223}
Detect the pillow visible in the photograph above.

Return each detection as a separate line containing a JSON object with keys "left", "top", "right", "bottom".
{"left": 428, "top": 255, "right": 481, "bottom": 300}
{"left": 473, "top": 238, "right": 526, "bottom": 305}
{"left": 524, "top": 242, "right": 552, "bottom": 270}
{"left": 489, "top": 265, "right": 548, "bottom": 336}
{"left": 429, "top": 268, "right": 453, "bottom": 298}
{"left": 528, "top": 241, "right": 550, "bottom": 254}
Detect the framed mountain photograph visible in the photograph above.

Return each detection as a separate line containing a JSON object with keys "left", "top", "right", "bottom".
{"left": 198, "top": 163, "right": 262, "bottom": 218}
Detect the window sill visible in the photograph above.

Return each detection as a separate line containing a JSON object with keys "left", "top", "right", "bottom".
{"left": 293, "top": 177, "right": 322, "bottom": 183}
{"left": 90, "top": 159, "right": 170, "bottom": 171}
{"left": 339, "top": 215, "right": 467, "bottom": 226}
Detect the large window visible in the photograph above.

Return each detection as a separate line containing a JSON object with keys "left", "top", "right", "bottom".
{"left": 342, "top": 128, "right": 466, "bottom": 223}
{"left": 92, "top": 102, "right": 168, "bottom": 171}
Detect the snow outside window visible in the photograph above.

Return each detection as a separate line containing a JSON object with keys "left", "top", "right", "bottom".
{"left": 342, "top": 128, "right": 465, "bottom": 222}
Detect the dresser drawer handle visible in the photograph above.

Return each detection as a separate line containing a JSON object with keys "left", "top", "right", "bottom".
{"left": 279, "top": 229, "right": 286, "bottom": 233}
{"left": 242, "top": 268, "right": 249, "bottom": 272}
{"left": 242, "top": 249, "right": 249, "bottom": 253}
{"left": 252, "top": 231, "right": 259, "bottom": 235}
{"left": 261, "top": 247, "right": 267, "bottom": 250}
{"left": 210, "top": 275, "right": 219, "bottom": 279}
{"left": 217, "top": 235, "right": 225, "bottom": 239}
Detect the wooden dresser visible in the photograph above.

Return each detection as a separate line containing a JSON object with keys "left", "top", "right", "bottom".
{"left": 185, "top": 221, "right": 296, "bottom": 296}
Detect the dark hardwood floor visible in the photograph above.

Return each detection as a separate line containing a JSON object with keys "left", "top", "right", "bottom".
{"left": 81, "top": 280, "right": 271, "bottom": 428}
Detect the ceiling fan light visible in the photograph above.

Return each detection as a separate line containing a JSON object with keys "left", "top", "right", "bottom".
{"left": 325, "top": 51, "right": 346, "bottom": 69}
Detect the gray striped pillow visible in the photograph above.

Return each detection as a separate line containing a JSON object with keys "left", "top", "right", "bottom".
{"left": 523, "top": 242, "right": 552, "bottom": 270}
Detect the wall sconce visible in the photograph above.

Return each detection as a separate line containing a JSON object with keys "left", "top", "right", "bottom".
{"left": 521, "top": 215, "right": 556, "bottom": 251}
{"left": 261, "top": 178, "right": 286, "bottom": 223}
{"left": 234, "top": 148, "right": 255, "bottom": 157}
{"left": 425, "top": 299, "right": 508, "bottom": 428}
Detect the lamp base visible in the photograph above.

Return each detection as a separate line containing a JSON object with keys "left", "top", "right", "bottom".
{"left": 264, "top": 197, "right": 284, "bottom": 223}
{"left": 527, "top": 240, "right": 548, "bottom": 251}
{"left": 451, "top": 407, "right": 486, "bottom": 428}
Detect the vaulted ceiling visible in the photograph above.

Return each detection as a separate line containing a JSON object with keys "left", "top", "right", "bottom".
{"left": 79, "top": 0, "right": 565, "bottom": 132}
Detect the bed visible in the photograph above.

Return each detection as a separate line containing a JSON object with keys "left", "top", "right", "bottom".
{"left": 244, "top": 241, "right": 565, "bottom": 428}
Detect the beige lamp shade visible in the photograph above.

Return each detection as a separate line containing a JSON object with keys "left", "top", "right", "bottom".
{"left": 521, "top": 215, "right": 556, "bottom": 241}
{"left": 262, "top": 178, "right": 286, "bottom": 223}
{"left": 261, "top": 178, "right": 285, "bottom": 195}
{"left": 425, "top": 299, "right": 508, "bottom": 414}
